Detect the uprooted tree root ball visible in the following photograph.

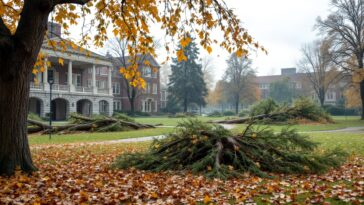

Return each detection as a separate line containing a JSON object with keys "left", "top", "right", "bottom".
{"left": 113, "top": 119, "right": 347, "bottom": 179}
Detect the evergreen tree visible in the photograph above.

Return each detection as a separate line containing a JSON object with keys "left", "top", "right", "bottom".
{"left": 168, "top": 39, "right": 208, "bottom": 112}
{"left": 269, "top": 78, "right": 297, "bottom": 103}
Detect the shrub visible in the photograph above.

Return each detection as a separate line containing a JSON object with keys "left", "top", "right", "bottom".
{"left": 113, "top": 119, "right": 347, "bottom": 179}
{"left": 207, "top": 111, "right": 222, "bottom": 117}
{"left": 246, "top": 98, "right": 333, "bottom": 124}
{"left": 249, "top": 98, "right": 279, "bottom": 117}
{"left": 238, "top": 110, "right": 249, "bottom": 117}
{"left": 171, "top": 112, "right": 196, "bottom": 118}
{"left": 28, "top": 112, "right": 43, "bottom": 121}
{"left": 324, "top": 105, "right": 360, "bottom": 116}
{"left": 291, "top": 98, "right": 332, "bottom": 123}
{"left": 223, "top": 110, "right": 235, "bottom": 116}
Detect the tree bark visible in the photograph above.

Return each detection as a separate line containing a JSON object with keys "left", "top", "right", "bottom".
{"left": 0, "top": 75, "right": 37, "bottom": 175}
{"left": 183, "top": 95, "right": 188, "bottom": 113}
{"left": 0, "top": 0, "right": 54, "bottom": 175}
{"left": 235, "top": 95, "right": 239, "bottom": 114}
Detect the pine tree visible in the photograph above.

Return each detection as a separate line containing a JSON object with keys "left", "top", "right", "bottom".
{"left": 168, "top": 39, "right": 208, "bottom": 113}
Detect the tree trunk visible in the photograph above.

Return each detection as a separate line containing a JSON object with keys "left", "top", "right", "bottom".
{"left": 0, "top": 0, "right": 53, "bottom": 175}
{"left": 129, "top": 97, "right": 135, "bottom": 116}
{"left": 235, "top": 95, "right": 239, "bottom": 114}
{"left": 360, "top": 80, "right": 364, "bottom": 120}
{"left": 183, "top": 96, "right": 188, "bottom": 113}
{"left": 0, "top": 70, "right": 37, "bottom": 175}
{"left": 319, "top": 87, "right": 325, "bottom": 107}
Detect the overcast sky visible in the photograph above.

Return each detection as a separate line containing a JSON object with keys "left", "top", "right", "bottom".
{"left": 180, "top": 0, "right": 331, "bottom": 85}
{"left": 92, "top": 0, "right": 332, "bottom": 86}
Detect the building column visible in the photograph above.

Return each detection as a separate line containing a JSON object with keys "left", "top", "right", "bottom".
{"left": 142, "top": 100, "right": 145, "bottom": 112}
{"left": 108, "top": 67, "right": 113, "bottom": 95}
{"left": 92, "top": 64, "right": 97, "bottom": 94}
{"left": 43, "top": 58, "right": 49, "bottom": 91}
{"left": 68, "top": 60, "right": 74, "bottom": 92}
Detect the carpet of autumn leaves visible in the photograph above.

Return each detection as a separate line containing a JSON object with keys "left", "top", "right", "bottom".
{"left": 0, "top": 143, "right": 363, "bottom": 204}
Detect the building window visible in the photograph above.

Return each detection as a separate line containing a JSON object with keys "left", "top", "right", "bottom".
{"left": 326, "top": 92, "right": 335, "bottom": 100}
{"left": 296, "top": 83, "right": 302, "bottom": 89}
{"left": 96, "top": 67, "right": 108, "bottom": 76}
{"left": 99, "top": 100, "right": 109, "bottom": 115}
{"left": 113, "top": 101, "right": 122, "bottom": 111}
{"left": 144, "top": 82, "right": 151, "bottom": 94}
{"left": 96, "top": 80, "right": 106, "bottom": 89}
{"left": 113, "top": 82, "right": 120, "bottom": 94}
{"left": 259, "top": 83, "right": 269, "bottom": 89}
{"left": 87, "top": 79, "right": 92, "bottom": 87}
{"left": 143, "top": 67, "right": 152, "bottom": 77}
{"left": 153, "top": 83, "right": 158, "bottom": 94}
{"left": 151, "top": 68, "right": 158, "bottom": 78}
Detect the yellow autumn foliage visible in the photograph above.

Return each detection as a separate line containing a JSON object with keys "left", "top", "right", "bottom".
{"left": 1, "top": 0, "right": 266, "bottom": 88}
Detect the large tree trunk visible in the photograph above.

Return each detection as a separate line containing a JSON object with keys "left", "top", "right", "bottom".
{"left": 0, "top": 0, "right": 53, "bottom": 175}
{"left": 129, "top": 97, "right": 135, "bottom": 116}
{"left": 0, "top": 74, "right": 37, "bottom": 175}
{"left": 183, "top": 95, "right": 188, "bottom": 113}
{"left": 360, "top": 80, "right": 364, "bottom": 120}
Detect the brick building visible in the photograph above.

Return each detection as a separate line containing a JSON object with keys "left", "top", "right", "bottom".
{"left": 255, "top": 68, "right": 351, "bottom": 105}
{"left": 111, "top": 55, "right": 161, "bottom": 113}
{"left": 29, "top": 23, "right": 163, "bottom": 119}
{"left": 29, "top": 23, "right": 114, "bottom": 120}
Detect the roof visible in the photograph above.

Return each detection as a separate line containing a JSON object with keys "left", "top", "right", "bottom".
{"left": 109, "top": 54, "right": 160, "bottom": 68}
{"left": 255, "top": 73, "right": 307, "bottom": 84}
{"left": 41, "top": 38, "right": 109, "bottom": 61}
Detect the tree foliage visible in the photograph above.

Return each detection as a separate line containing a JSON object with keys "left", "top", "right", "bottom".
{"left": 114, "top": 119, "right": 347, "bottom": 179}
{"left": 247, "top": 98, "right": 333, "bottom": 124}
{"left": 168, "top": 38, "right": 208, "bottom": 112}
{"left": 0, "top": 0, "right": 265, "bottom": 87}
{"left": 298, "top": 39, "right": 342, "bottom": 106}
{"left": 316, "top": 0, "right": 364, "bottom": 118}
{"left": 0, "top": 0, "right": 266, "bottom": 175}
{"left": 223, "top": 53, "right": 258, "bottom": 113}
{"left": 268, "top": 78, "right": 297, "bottom": 104}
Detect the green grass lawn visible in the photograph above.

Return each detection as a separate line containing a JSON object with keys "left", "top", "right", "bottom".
{"left": 231, "top": 116, "right": 363, "bottom": 133}
{"left": 30, "top": 116, "right": 363, "bottom": 147}
{"left": 309, "top": 132, "right": 364, "bottom": 155}
{"left": 29, "top": 127, "right": 174, "bottom": 145}
{"left": 135, "top": 116, "right": 227, "bottom": 126}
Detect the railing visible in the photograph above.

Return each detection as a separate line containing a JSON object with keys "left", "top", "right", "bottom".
{"left": 98, "top": 89, "right": 109, "bottom": 94}
{"left": 30, "top": 82, "right": 43, "bottom": 90}
{"left": 30, "top": 82, "right": 111, "bottom": 95}
{"left": 75, "top": 86, "right": 93, "bottom": 93}
{"left": 53, "top": 84, "right": 70, "bottom": 91}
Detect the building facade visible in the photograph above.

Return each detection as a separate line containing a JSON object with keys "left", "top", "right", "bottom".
{"left": 255, "top": 68, "right": 351, "bottom": 105}
{"left": 29, "top": 23, "right": 163, "bottom": 120}
{"left": 111, "top": 55, "right": 161, "bottom": 114}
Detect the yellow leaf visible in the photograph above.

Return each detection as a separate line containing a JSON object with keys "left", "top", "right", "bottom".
{"left": 180, "top": 36, "right": 191, "bottom": 48}
{"left": 58, "top": 58, "right": 64, "bottom": 66}
{"left": 207, "top": 166, "right": 212, "bottom": 171}
{"left": 206, "top": 46, "right": 212, "bottom": 54}
{"left": 151, "top": 192, "right": 158, "bottom": 199}
{"left": 204, "top": 195, "right": 212, "bottom": 204}
{"left": 177, "top": 49, "right": 187, "bottom": 62}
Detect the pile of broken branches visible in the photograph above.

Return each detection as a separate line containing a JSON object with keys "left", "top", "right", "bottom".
{"left": 27, "top": 114, "right": 155, "bottom": 135}
{"left": 113, "top": 119, "right": 346, "bottom": 179}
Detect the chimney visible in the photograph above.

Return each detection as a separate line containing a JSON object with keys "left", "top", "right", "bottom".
{"left": 47, "top": 22, "right": 62, "bottom": 39}
{"left": 281, "top": 68, "right": 296, "bottom": 76}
